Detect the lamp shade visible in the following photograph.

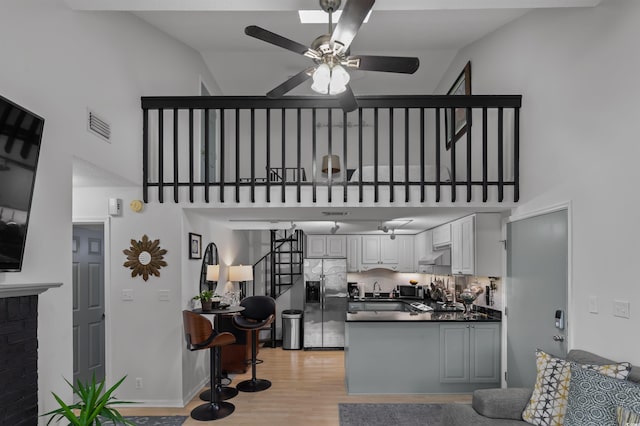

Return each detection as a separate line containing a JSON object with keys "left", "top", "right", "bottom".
{"left": 229, "top": 265, "right": 253, "bottom": 282}
{"left": 206, "top": 264, "right": 219, "bottom": 281}
{"left": 321, "top": 154, "right": 341, "bottom": 174}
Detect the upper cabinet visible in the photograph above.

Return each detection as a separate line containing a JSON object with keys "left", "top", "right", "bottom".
{"left": 450, "top": 213, "right": 502, "bottom": 276}
{"left": 361, "top": 235, "right": 399, "bottom": 271}
{"left": 306, "top": 235, "right": 347, "bottom": 258}
{"left": 432, "top": 223, "right": 451, "bottom": 249}
{"left": 346, "top": 235, "right": 361, "bottom": 272}
{"left": 396, "top": 235, "right": 415, "bottom": 273}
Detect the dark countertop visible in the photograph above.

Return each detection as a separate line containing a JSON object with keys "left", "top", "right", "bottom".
{"left": 346, "top": 297, "right": 502, "bottom": 323}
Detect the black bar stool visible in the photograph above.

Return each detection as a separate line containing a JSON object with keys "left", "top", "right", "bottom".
{"left": 182, "top": 310, "right": 236, "bottom": 421}
{"left": 232, "top": 296, "right": 276, "bottom": 392}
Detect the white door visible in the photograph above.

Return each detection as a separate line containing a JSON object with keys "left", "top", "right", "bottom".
{"left": 506, "top": 209, "right": 568, "bottom": 387}
{"left": 72, "top": 225, "right": 106, "bottom": 387}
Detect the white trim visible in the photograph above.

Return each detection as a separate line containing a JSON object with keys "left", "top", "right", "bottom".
{"left": 72, "top": 216, "right": 112, "bottom": 389}
{"left": 0, "top": 282, "right": 62, "bottom": 298}
{"left": 507, "top": 201, "right": 571, "bottom": 223}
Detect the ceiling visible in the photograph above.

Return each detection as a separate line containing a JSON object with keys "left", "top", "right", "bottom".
{"left": 66, "top": 0, "right": 598, "bottom": 232}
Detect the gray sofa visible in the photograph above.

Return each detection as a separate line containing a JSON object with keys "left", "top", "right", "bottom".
{"left": 442, "top": 349, "right": 640, "bottom": 426}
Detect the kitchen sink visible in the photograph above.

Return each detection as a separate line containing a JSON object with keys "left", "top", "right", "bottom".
{"left": 348, "top": 301, "right": 414, "bottom": 312}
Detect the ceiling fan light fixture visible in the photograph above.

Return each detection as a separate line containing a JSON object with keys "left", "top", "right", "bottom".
{"left": 311, "top": 63, "right": 350, "bottom": 95}
{"left": 311, "top": 63, "right": 331, "bottom": 94}
{"left": 329, "top": 64, "right": 350, "bottom": 94}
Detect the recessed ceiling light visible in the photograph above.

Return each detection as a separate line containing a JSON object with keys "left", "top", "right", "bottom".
{"left": 298, "top": 10, "right": 371, "bottom": 24}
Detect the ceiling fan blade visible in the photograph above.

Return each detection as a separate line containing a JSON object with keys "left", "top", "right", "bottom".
{"left": 348, "top": 55, "right": 420, "bottom": 74}
{"left": 330, "top": 0, "right": 375, "bottom": 52}
{"left": 266, "top": 68, "right": 315, "bottom": 98}
{"left": 245, "top": 25, "right": 314, "bottom": 57}
{"left": 338, "top": 85, "right": 358, "bottom": 113}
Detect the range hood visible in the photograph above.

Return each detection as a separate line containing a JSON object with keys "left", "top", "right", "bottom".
{"left": 418, "top": 249, "right": 451, "bottom": 266}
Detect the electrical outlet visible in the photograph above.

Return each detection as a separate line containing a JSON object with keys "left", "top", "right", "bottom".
{"left": 135, "top": 377, "right": 143, "bottom": 389}
{"left": 121, "top": 289, "right": 134, "bottom": 301}
{"left": 613, "top": 300, "right": 630, "bottom": 318}
{"left": 588, "top": 296, "right": 598, "bottom": 314}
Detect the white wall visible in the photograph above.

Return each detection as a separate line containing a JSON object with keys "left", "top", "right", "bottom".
{"left": 0, "top": 0, "right": 227, "bottom": 418}
{"left": 439, "top": 0, "right": 640, "bottom": 365}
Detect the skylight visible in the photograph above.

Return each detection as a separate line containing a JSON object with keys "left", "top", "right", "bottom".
{"left": 298, "top": 10, "right": 371, "bottom": 24}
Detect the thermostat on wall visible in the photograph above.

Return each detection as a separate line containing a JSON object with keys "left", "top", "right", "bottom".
{"left": 108, "top": 198, "right": 122, "bottom": 216}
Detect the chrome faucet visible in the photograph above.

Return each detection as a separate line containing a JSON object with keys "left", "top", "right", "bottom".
{"left": 372, "top": 281, "right": 382, "bottom": 298}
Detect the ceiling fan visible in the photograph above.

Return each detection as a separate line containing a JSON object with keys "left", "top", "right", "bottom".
{"left": 245, "top": 0, "right": 420, "bottom": 112}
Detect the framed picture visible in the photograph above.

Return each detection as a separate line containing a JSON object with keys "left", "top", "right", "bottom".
{"left": 189, "top": 233, "right": 202, "bottom": 259}
{"left": 445, "top": 61, "right": 472, "bottom": 150}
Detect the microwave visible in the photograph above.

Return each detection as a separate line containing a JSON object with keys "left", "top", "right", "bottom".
{"left": 397, "top": 285, "right": 425, "bottom": 299}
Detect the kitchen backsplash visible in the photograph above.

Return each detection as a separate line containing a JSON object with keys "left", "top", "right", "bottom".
{"left": 347, "top": 271, "right": 502, "bottom": 311}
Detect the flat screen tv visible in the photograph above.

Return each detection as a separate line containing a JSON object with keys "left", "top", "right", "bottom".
{"left": 0, "top": 95, "right": 44, "bottom": 272}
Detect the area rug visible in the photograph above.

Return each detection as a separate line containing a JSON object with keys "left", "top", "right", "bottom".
{"left": 120, "top": 416, "right": 187, "bottom": 425}
{"left": 339, "top": 403, "right": 443, "bottom": 426}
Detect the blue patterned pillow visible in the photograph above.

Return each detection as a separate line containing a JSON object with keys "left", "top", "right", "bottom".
{"left": 565, "top": 362, "right": 640, "bottom": 426}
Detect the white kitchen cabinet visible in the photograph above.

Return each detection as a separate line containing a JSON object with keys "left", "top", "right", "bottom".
{"left": 346, "top": 235, "right": 361, "bottom": 272}
{"left": 432, "top": 223, "right": 451, "bottom": 248}
{"left": 439, "top": 323, "right": 501, "bottom": 384}
{"left": 361, "top": 235, "right": 399, "bottom": 270}
{"left": 396, "top": 235, "right": 414, "bottom": 272}
{"left": 450, "top": 213, "right": 502, "bottom": 276}
{"left": 306, "top": 235, "right": 346, "bottom": 258}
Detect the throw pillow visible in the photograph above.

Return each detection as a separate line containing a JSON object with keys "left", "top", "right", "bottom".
{"left": 617, "top": 406, "right": 640, "bottom": 426}
{"left": 565, "top": 363, "right": 640, "bottom": 426}
{"left": 522, "top": 350, "right": 631, "bottom": 426}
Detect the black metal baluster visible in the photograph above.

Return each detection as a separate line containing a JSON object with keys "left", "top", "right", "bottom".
{"left": 205, "top": 109, "right": 210, "bottom": 202}
{"left": 466, "top": 107, "right": 472, "bottom": 203}
{"left": 266, "top": 109, "right": 271, "bottom": 203}
{"left": 297, "top": 108, "right": 301, "bottom": 203}
{"left": 514, "top": 107, "right": 520, "bottom": 202}
{"left": 389, "top": 108, "right": 394, "bottom": 203}
{"left": 343, "top": 110, "right": 348, "bottom": 203}
{"left": 235, "top": 109, "right": 240, "bottom": 203}
{"left": 328, "top": 109, "right": 332, "bottom": 203}
{"left": 173, "top": 109, "right": 179, "bottom": 202}
{"left": 158, "top": 108, "right": 164, "bottom": 203}
{"left": 482, "top": 108, "right": 488, "bottom": 202}
{"left": 281, "top": 109, "right": 286, "bottom": 203}
{"left": 312, "top": 108, "right": 317, "bottom": 203}
{"left": 374, "top": 107, "right": 379, "bottom": 203}
{"left": 450, "top": 108, "right": 456, "bottom": 203}
{"left": 251, "top": 108, "right": 255, "bottom": 203}
{"left": 188, "top": 109, "right": 194, "bottom": 203}
{"left": 358, "top": 108, "right": 363, "bottom": 202}
{"left": 420, "top": 108, "right": 425, "bottom": 202}
{"left": 219, "top": 110, "right": 225, "bottom": 203}
{"left": 405, "top": 107, "right": 409, "bottom": 203}
{"left": 435, "top": 108, "right": 441, "bottom": 202}
{"left": 143, "top": 108, "right": 149, "bottom": 203}
{"left": 498, "top": 107, "right": 504, "bottom": 202}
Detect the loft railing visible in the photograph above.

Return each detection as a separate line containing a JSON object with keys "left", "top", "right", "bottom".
{"left": 140, "top": 95, "right": 521, "bottom": 204}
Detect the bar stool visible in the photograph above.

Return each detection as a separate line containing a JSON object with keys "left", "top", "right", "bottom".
{"left": 182, "top": 310, "right": 236, "bottom": 421}
{"left": 232, "top": 296, "right": 276, "bottom": 392}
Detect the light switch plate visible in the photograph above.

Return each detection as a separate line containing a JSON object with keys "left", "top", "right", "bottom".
{"left": 158, "top": 290, "right": 170, "bottom": 301}
{"left": 588, "top": 296, "right": 598, "bottom": 314}
{"left": 613, "top": 300, "right": 630, "bottom": 318}
{"left": 121, "top": 289, "right": 134, "bottom": 301}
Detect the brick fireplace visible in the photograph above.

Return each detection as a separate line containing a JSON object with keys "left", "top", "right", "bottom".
{"left": 0, "top": 283, "right": 61, "bottom": 425}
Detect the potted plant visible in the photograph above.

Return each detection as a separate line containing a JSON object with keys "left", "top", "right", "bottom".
{"left": 42, "top": 375, "right": 134, "bottom": 425}
{"left": 193, "top": 289, "right": 215, "bottom": 311}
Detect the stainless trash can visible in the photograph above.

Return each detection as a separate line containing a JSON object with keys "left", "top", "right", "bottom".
{"left": 282, "top": 309, "right": 303, "bottom": 350}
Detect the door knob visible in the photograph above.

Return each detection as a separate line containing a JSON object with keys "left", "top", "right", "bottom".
{"left": 553, "top": 335, "right": 564, "bottom": 342}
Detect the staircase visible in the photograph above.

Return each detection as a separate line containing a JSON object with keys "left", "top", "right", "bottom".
{"left": 253, "top": 229, "right": 304, "bottom": 346}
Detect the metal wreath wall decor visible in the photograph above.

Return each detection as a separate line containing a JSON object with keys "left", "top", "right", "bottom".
{"left": 123, "top": 235, "right": 167, "bottom": 281}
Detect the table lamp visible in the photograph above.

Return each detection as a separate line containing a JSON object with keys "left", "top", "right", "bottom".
{"left": 229, "top": 264, "right": 253, "bottom": 300}
{"left": 206, "top": 264, "right": 219, "bottom": 292}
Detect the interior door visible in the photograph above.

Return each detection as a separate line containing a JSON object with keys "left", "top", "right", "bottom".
{"left": 506, "top": 209, "right": 568, "bottom": 388}
{"left": 72, "top": 225, "right": 105, "bottom": 387}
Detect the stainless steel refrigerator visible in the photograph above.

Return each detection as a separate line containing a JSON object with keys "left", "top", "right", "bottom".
{"left": 303, "top": 258, "right": 347, "bottom": 349}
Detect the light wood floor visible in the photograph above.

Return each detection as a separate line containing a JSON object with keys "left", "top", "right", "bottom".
{"left": 118, "top": 347, "right": 471, "bottom": 425}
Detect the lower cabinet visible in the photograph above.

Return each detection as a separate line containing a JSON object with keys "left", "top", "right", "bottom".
{"left": 439, "top": 323, "right": 500, "bottom": 383}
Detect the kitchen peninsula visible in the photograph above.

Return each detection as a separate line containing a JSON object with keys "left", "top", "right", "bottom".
{"left": 344, "top": 298, "right": 501, "bottom": 394}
